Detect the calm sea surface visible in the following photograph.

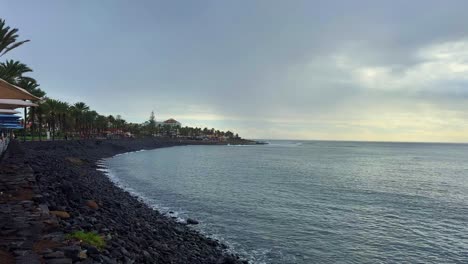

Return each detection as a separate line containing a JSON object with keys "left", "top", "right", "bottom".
{"left": 101, "top": 141, "right": 468, "bottom": 263}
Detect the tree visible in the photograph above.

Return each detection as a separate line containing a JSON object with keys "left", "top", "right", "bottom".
{"left": 107, "top": 115, "right": 115, "bottom": 131}
{"left": 70, "top": 102, "right": 89, "bottom": 136}
{"left": 36, "top": 101, "right": 49, "bottom": 141}
{"left": 83, "top": 110, "right": 98, "bottom": 137}
{"left": 95, "top": 115, "right": 108, "bottom": 134}
{"left": 44, "top": 99, "right": 62, "bottom": 140}
{"left": 56, "top": 101, "right": 70, "bottom": 135}
{"left": 0, "top": 18, "right": 30, "bottom": 57}
{"left": 0, "top": 60, "right": 32, "bottom": 84}
{"left": 148, "top": 111, "right": 156, "bottom": 136}
{"left": 225, "top": 131, "right": 234, "bottom": 138}
{"left": 18, "top": 78, "right": 45, "bottom": 140}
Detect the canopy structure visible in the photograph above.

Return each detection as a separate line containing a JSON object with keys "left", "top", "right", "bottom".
{"left": 0, "top": 109, "right": 20, "bottom": 114}
{"left": 0, "top": 99, "right": 38, "bottom": 109}
{"left": 0, "top": 114, "right": 21, "bottom": 119}
{"left": 0, "top": 79, "right": 40, "bottom": 101}
{"left": 0, "top": 124, "right": 23, "bottom": 129}
{"left": 0, "top": 116, "right": 22, "bottom": 128}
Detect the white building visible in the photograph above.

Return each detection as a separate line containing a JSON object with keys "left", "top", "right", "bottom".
{"left": 157, "top": 118, "right": 181, "bottom": 127}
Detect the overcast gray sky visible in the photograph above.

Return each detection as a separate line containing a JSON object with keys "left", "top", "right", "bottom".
{"left": 2, "top": 0, "right": 468, "bottom": 141}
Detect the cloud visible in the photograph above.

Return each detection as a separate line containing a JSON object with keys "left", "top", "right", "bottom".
{"left": 4, "top": 0, "right": 468, "bottom": 141}
{"left": 346, "top": 39, "right": 468, "bottom": 94}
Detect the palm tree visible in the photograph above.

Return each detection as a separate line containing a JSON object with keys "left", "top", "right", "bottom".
{"left": 71, "top": 102, "right": 89, "bottom": 137}
{"left": 0, "top": 18, "right": 30, "bottom": 57}
{"left": 73, "top": 102, "right": 89, "bottom": 112}
{"left": 107, "top": 115, "right": 115, "bottom": 131}
{"left": 56, "top": 101, "right": 70, "bottom": 136}
{"left": 0, "top": 60, "right": 32, "bottom": 84}
{"left": 95, "top": 115, "right": 108, "bottom": 135}
{"left": 36, "top": 101, "right": 49, "bottom": 141}
{"left": 44, "top": 99, "right": 64, "bottom": 140}
{"left": 17, "top": 78, "right": 45, "bottom": 141}
{"left": 82, "top": 110, "right": 98, "bottom": 138}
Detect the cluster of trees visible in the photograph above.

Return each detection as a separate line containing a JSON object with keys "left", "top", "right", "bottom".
{"left": 31, "top": 100, "right": 130, "bottom": 140}
{"left": 0, "top": 18, "right": 132, "bottom": 140}
{"left": 178, "top": 126, "right": 237, "bottom": 138}
{"left": 0, "top": 18, "right": 242, "bottom": 141}
{"left": 140, "top": 111, "right": 238, "bottom": 139}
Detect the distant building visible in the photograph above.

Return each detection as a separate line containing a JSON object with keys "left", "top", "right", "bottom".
{"left": 157, "top": 118, "right": 181, "bottom": 127}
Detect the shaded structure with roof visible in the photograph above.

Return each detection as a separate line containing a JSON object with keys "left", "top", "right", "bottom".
{"left": 0, "top": 78, "right": 40, "bottom": 152}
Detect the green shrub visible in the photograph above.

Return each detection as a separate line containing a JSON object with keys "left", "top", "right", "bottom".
{"left": 67, "top": 231, "right": 105, "bottom": 249}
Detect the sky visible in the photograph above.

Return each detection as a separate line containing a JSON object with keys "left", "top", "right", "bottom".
{"left": 2, "top": 0, "right": 468, "bottom": 142}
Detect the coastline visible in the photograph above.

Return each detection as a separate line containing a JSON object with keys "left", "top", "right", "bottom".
{"left": 1, "top": 138, "right": 251, "bottom": 263}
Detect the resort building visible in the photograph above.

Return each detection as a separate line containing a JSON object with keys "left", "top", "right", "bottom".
{"left": 157, "top": 118, "right": 181, "bottom": 127}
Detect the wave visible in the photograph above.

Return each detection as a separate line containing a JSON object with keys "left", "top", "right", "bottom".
{"left": 113, "top": 149, "right": 147, "bottom": 157}
{"left": 227, "top": 141, "right": 303, "bottom": 147}
{"left": 226, "top": 144, "right": 257, "bottom": 147}
{"left": 266, "top": 142, "right": 303, "bottom": 147}
{"left": 96, "top": 161, "right": 186, "bottom": 223}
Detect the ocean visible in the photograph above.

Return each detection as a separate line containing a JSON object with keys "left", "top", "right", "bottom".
{"left": 100, "top": 141, "right": 468, "bottom": 263}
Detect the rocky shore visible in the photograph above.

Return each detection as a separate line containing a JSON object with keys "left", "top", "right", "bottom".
{"left": 0, "top": 138, "right": 250, "bottom": 264}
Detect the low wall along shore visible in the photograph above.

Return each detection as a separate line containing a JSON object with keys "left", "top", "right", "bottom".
{"left": 0, "top": 138, "right": 251, "bottom": 264}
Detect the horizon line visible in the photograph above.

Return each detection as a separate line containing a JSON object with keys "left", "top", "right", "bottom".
{"left": 250, "top": 138, "right": 468, "bottom": 144}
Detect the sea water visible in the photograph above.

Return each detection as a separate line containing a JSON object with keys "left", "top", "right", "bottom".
{"left": 102, "top": 141, "right": 468, "bottom": 263}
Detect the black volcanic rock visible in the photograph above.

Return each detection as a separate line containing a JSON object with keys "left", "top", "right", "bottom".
{"left": 18, "top": 138, "right": 248, "bottom": 264}
{"left": 187, "top": 218, "right": 200, "bottom": 225}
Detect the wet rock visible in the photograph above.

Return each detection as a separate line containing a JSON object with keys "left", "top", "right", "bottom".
{"left": 15, "top": 251, "right": 41, "bottom": 264}
{"left": 44, "top": 251, "right": 65, "bottom": 258}
{"left": 62, "top": 246, "right": 81, "bottom": 261}
{"left": 186, "top": 218, "right": 199, "bottom": 225}
{"left": 45, "top": 258, "right": 73, "bottom": 264}
{"left": 123, "top": 256, "right": 135, "bottom": 264}
{"left": 100, "top": 255, "right": 118, "bottom": 264}
{"left": 217, "top": 255, "right": 239, "bottom": 264}
{"left": 121, "top": 247, "right": 131, "bottom": 257}
{"left": 142, "top": 250, "right": 152, "bottom": 261}
{"left": 82, "top": 245, "right": 99, "bottom": 256}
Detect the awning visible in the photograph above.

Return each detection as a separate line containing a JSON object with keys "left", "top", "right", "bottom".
{"left": 0, "top": 109, "right": 20, "bottom": 114}
{"left": 0, "top": 122, "right": 21, "bottom": 126}
{"left": 0, "top": 124, "right": 23, "bottom": 129}
{"left": 0, "top": 118, "right": 21, "bottom": 126}
{"left": 0, "top": 79, "right": 40, "bottom": 101}
{"left": 0, "top": 99, "right": 38, "bottom": 109}
{"left": 0, "top": 114, "right": 21, "bottom": 119}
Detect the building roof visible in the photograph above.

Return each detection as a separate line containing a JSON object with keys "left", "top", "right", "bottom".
{"left": 164, "top": 118, "right": 179, "bottom": 124}
{"left": 0, "top": 79, "right": 40, "bottom": 101}
{"left": 0, "top": 99, "right": 39, "bottom": 109}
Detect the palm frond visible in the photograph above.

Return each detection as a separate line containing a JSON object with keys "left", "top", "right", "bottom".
{"left": 0, "top": 40, "right": 30, "bottom": 57}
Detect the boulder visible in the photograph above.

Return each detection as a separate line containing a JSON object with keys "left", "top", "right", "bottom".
{"left": 45, "top": 258, "right": 73, "bottom": 264}
{"left": 186, "top": 218, "right": 199, "bottom": 225}
{"left": 50, "top": 211, "right": 70, "bottom": 219}
{"left": 44, "top": 251, "right": 65, "bottom": 259}
{"left": 86, "top": 200, "right": 99, "bottom": 210}
{"left": 65, "top": 157, "right": 84, "bottom": 165}
{"left": 78, "top": 250, "right": 87, "bottom": 260}
{"left": 62, "top": 246, "right": 81, "bottom": 261}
